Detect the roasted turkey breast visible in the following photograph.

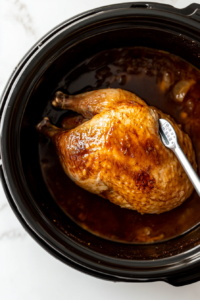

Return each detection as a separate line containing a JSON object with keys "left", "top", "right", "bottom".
{"left": 36, "top": 88, "right": 197, "bottom": 214}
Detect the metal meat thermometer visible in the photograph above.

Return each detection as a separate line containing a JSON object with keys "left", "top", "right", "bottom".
{"left": 159, "top": 119, "right": 200, "bottom": 197}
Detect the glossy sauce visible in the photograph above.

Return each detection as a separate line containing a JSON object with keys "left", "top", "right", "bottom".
{"left": 39, "top": 47, "right": 200, "bottom": 243}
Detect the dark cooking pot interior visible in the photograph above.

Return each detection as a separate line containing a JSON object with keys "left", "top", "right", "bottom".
{"left": 15, "top": 15, "right": 200, "bottom": 260}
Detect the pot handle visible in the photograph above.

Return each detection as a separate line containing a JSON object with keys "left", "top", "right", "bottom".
{"left": 139, "top": 2, "right": 200, "bottom": 21}
{"left": 188, "top": 7, "right": 200, "bottom": 22}
{"left": 166, "top": 269, "right": 200, "bottom": 287}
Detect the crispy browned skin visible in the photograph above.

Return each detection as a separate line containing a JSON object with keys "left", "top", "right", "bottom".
{"left": 36, "top": 89, "right": 197, "bottom": 214}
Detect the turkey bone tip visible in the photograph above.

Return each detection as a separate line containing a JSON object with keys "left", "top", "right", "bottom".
{"left": 52, "top": 91, "right": 69, "bottom": 108}
{"left": 36, "top": 117, "right": 61, "bottom": 138}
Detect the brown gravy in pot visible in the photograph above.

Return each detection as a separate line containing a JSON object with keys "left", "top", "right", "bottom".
{"left": 39, "top": 47, "right": 200, "bottom": 243}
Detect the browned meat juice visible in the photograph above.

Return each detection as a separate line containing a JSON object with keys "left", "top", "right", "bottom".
{"left": 39, "top": 47, "right": 200, "bottom": 243}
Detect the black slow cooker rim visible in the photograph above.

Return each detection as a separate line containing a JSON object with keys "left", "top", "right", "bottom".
{"left": 1, "top": 2, "right": 200, "bottom": 285}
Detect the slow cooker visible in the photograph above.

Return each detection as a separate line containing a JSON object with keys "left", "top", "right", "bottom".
{"left": 1, "top": 2, "right": 200, "bottom": 286}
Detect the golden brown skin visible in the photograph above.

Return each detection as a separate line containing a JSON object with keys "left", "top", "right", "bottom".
{"left": 36, "top": 89, "right": 197, "bottom": 214}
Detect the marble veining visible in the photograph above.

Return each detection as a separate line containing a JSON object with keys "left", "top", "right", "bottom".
{"left": 11, "top": 0, "right": 36, "bottom": 37}
{"left": 0, "top": 228, "right": 27, "bottom": 240}
{"left": 0, "top": 203, "right": 7, "bottom": 211}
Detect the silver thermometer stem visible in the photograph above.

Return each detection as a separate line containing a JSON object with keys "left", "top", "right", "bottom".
{"left": 159, "top": 119, "right": 200, "bottom": 197}
{"left": 172, "top": 145, "right": 200, "bottom": 196}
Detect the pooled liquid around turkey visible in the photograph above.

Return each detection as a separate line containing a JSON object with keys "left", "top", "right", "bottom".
{"left": 39, "top": 47, "right": 200, "bottom": 243}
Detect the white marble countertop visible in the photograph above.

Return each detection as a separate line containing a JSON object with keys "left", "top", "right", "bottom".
{"left": 1, "top": 0, "right": 200, "bottom": 299}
